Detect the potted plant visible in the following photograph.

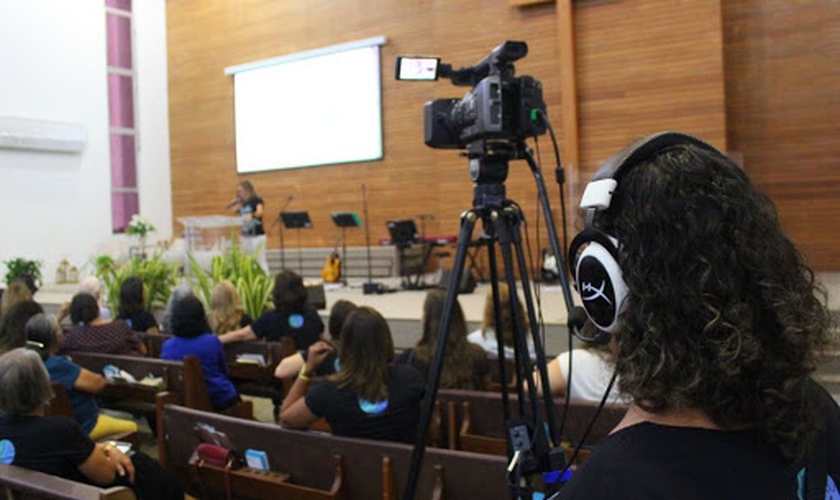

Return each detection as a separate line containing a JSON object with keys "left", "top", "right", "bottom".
{"left": 126, "top": 215, "right": 156, "bottom": 259}
{"left": 3, "top": 257, "right": 42, "bottom": 293}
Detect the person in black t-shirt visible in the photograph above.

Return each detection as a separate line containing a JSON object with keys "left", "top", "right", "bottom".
{"left": 116, "top": 276, "right": 159, "bottom": 334}
{"left": 280, "top": 307, "right": 425, "bottom": 443}
{"left": 230, "top": 180, "right": 268, "bottom": 272}
{"left": 219, "top": 270, "right": 324, "bottom": 350}
{"left": 274, "top": 299, "right": 357, "bottom": 380}
{"left": 555, "top": 133, "right": 838, "bottom": 500}
{"left": 0, "top": 348, "right": 182, "bottom": 499}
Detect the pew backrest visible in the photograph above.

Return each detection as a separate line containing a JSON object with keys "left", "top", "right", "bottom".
{"left": 160, "top": 403, "right": 508, "bottom": 500}
{"left": 0, "top": 463, "right": 135, "bottom": 500}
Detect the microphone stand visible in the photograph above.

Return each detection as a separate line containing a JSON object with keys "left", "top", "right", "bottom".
{"left": 276, "top": 195, "right": 296, "bottom": 271}
{"left": 361, "top": 184, "right": 383, "bottom": 294}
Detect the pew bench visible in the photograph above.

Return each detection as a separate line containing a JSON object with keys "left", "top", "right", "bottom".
{"left": 158, "top": 397, "right": 508, "bottom": 500}
{"left": 0, "top": 463, "right": 135, "bottom": 500}
{"left": 67, "top": 352, "right": 253, "bottom": 419}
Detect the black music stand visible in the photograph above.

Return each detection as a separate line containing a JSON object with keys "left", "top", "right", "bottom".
{"left": 281, "top": 211, "right": 312, "bottom": 276}
{"left": 387, "top": 219, "right": 426, "bottom": 289}
{"left": 331, "top": 212, "right": 362, "bottom": 285}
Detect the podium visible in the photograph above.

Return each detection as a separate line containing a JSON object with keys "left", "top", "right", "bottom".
{"left": 280, "top": 211, "right": 312, "bottom": 275}
{"left": 330, "top": 212, "right": 362, "bottom": 284}
{"left": 178, "top": 215, "right": 244, "bottom": 272}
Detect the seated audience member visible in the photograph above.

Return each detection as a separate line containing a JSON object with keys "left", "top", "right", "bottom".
{"left": 275, "top": 299, "right": 357, "bottom": 380}
{"left": 1, "top": 282, "right": 33, "bottom": 317}
{"left": 555, "top": 133, "right": 839, "bottom": 499}
{"left": 61, "top": 293, "right": 145, "bottom": 356}
{"left": 280, "top": 307, "right": 425, "bottom": 442}
{"left": 536, "top": 322, "right": 621, "bottom": 402}
{"left": 207, "top": 280, "right": 252, "bottom": 335}
{"left": 25, "top": 313, "right": 138, "bottom": 439}
{"left": 467, "top": 283, "right": 535, "bottom": 359}
{"left": 117, "top": 276, "right": 159, "bottom": 334}
{"left": 219, "top": 270, "right": 323, "bottom": 349}
{"left": 161, "top": 283, "right": 194, "bottom": 334}
{"left": 395, "top": 289, "right": 490, "bottom": 391}
{"left": 161, "top": 295, "right": 240, "bottom": 411}
{"left": 0, "top": 348, "right": 183, "bottom": 499}
{"left": 57, "top": 276, "right": 112, "bottom": 325}
{"left": 0, "top": 301, "right": 43, "bottom": 354}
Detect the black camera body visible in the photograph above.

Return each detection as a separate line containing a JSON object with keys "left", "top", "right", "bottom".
{"left": 424, "top": 73, "right": 546, "bottom": 149}
{"left": 399, "top": 41, "right": 547, "bottom": 150}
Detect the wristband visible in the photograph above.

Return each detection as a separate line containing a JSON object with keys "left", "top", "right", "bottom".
{"left": 299, "top": 365, "right": 312, "bottom": 381}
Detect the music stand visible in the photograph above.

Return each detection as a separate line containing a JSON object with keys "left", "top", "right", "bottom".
{"left": 388, "top": 219, "right": 426, "bottom": 289}
{"left": 331, "top": 212, "right": 362, "bottom": 285}
{"left": 281, "top": 211, "right": 312, "bottom": 276}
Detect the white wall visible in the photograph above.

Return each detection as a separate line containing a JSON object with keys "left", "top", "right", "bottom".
{"left": 0, "top": 0, "right": 171, "bottom": 286}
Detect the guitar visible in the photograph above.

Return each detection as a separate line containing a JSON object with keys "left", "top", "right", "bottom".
{"left": 322, "top": 236, "right": 342, "bottom": 283}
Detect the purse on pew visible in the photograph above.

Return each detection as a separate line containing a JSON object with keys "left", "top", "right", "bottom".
{"left": 193, "top": 442, "right": 240, "bottom": 500}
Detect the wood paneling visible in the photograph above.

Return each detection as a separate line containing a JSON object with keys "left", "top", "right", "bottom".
{"left": 176, "top": 0, "right": 840, "bottom": 276}
{"left": 723, "top": 0, "right": 840, "bottom": 270}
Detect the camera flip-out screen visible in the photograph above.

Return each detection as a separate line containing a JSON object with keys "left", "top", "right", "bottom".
{"left": 396, "top": 56, "right": 440, "bottom": 81}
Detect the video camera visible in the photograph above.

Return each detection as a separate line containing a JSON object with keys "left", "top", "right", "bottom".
{"left": 396, "top": 41, "right": 547, "bottom": 149}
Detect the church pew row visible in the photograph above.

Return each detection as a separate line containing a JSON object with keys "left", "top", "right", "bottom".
{"left": 0, "top": 463, "right": 135, "bottom": 500}
{"left": 157, "top": 396, "right": 508, "bottom": 500}
{"left": 435, "top": 389, "right": 628, "bottom": 456}
{"left": 66, "top": 351, "right": 253, "bottom": 419}
{"left": 46, "top": 382, "right": 140, "bottom": 449}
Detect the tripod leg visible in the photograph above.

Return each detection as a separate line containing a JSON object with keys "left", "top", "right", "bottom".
{"left": 507, "top": 206, "right": 560, "bottom": 446}
{"left": 484, "top": 239, "right": 511, "bottom": 423}
{"left": 404, "top": 210, "right": 478, "bottom": 500}
{"left": 492, "top": 210, "right": 533, "bottom": 419}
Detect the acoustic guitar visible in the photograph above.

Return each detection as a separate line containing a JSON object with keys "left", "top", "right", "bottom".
{"left": 321, "top": 237, "right": 342, "bottom": 283}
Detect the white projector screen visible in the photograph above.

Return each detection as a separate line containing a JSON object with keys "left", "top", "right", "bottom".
{"left": 229, "top": 39, "right": 384, "bottom": 173}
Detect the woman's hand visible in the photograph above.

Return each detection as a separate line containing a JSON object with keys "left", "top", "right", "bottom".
{"left": 305, "top": 341, "right": 334, "bottom": 374}
{"left": 105, "top": 445, "right": 135, "bottom": 484}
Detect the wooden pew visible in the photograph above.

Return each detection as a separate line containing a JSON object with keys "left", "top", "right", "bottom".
{"left": 158, "top": 399, "right": 508, "bottom": 500}
{"left": 0, "top": 463, "right": 135, "bottom": 500}
{"left": 436, "top": 389, "right": 628, "bottom": 459}
{"left": 67, "top": 352, "right": 253, "bottom": 419}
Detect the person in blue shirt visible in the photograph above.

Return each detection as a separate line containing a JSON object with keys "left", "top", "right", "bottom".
{"left": 24, "top": 313, "right": 138, "bottom": 440}
{"left": 161, "top": 295, "right": 240, "bottom": 411}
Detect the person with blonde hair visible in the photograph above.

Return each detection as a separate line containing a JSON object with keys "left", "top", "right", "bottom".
{"left": 1, "top": 281, "right": 32, "bottom": 317}
{"left": 208, "top": 280, "right": 252, "bottom": 335}
{"left": 467, "top": 283, "right": 535, "bottom": 359}
{"left": 230, "top": 180, "right": 267, "bottom": 272}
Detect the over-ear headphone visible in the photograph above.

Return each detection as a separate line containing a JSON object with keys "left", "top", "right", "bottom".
{"left": 568, "top": 132, "right": 728, "bottom": 343}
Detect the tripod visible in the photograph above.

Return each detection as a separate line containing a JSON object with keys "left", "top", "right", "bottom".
{"left": 404, "top": 147, "right": 568, "bottom": 500}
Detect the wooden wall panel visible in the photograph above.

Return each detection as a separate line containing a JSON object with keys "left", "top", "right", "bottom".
{"left": 166, "top": 0, "right": 730, "bottom": 271}
{"left": 723, "top": 0, "right": 840, "bottom": 271}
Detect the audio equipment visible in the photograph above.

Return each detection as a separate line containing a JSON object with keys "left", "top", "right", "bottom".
{"left": 568, "top": 132, "right": 726, "bottom": 341}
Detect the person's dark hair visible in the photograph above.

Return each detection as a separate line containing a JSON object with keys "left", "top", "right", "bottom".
{"left": 70, "top": 293, "right": 100, "bottom": 325}
{"left": 597, "top": 142, "right": 832, "bottom": 461}
{"left": 330, "top": 307, "right": 394, "bottom": 402}
{"left": 170, "top": 296, "right": 211, "bottom": 339}
{"left": 328, "top": 300, "right": 357, "bottom": 340}
{"left": 118, "top": 276, "right": 146, "bottom": 319}
{"left": 0, "top": 301, "right": 44, "bottom": 354}
{"left": 415, "top": 289, "right": 484, "bottom": 390}
{"left": 25, "top": 313, "right": 59, "bottom": 360}
{"left": 272, "top": 270, "right": 307, "bottom": 313}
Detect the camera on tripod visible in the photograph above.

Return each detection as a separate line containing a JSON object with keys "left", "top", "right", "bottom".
{"left": 396, "top": 41, "right": 548, "bottom": 149}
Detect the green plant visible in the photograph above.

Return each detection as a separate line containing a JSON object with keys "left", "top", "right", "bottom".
{"left": 4, "top": 257, "right": 42, "bottom": 288}
{"left": 95, "top": 253, "right": 179, "bottom": 312}
{"left": 188, "top": 244, "right": 274, "bottom": 319}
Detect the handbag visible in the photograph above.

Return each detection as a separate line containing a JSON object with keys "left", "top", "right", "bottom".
{"left": 194, "top": 443, "right": 238, "bottom": 500}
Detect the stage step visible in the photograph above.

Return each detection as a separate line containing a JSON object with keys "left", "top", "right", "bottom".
{"left": 266, "top": 246, "right": 398, "bottom": 278}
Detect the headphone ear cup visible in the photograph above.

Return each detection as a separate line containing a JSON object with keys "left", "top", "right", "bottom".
{"left": 574, "top": 239, "right": 628, "bottom": 334}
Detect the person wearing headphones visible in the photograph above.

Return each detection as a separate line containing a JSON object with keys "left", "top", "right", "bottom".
{"left": 556, "top": 132, "right": 838, "bottom": 499}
